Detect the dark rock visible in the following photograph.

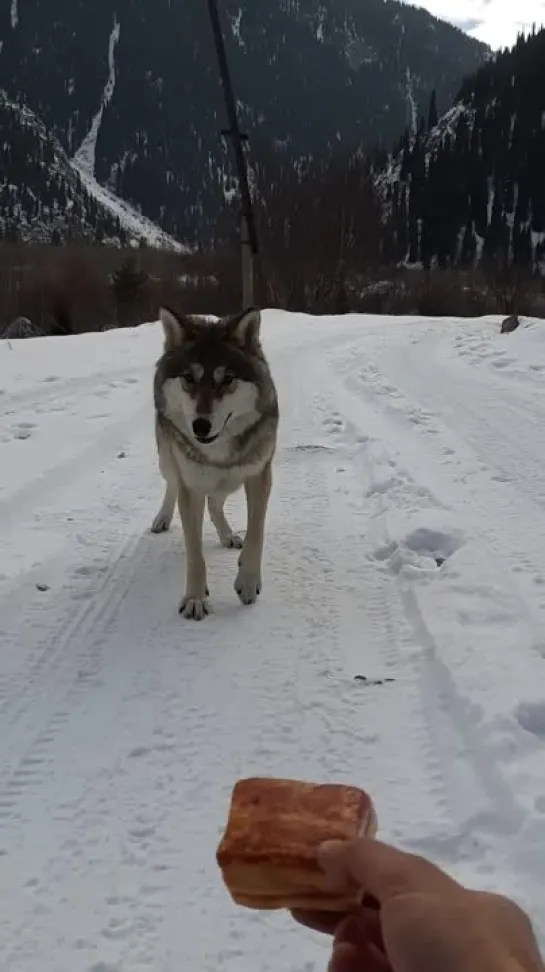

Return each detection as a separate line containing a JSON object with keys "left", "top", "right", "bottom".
{"left": 501, "top": 315, "right": 520, "bottom": 334}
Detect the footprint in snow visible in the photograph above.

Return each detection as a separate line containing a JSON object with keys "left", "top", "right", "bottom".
{"left": 12, "top": 422, "right": 37, "bottom": 439}
{"left": 370, "top": 526, "right": 464, "bottom": 575}
{"left": 491, "top": 358, "right": 514, "bottom": 370}
{"left": 12, "top": 422, "right": 36, "bottom": 440}
{"left": 322, "top": 414, "right": 345, "bottom": 435}
{"left": 403, "top": 526, "right": 464, "bottom": 561}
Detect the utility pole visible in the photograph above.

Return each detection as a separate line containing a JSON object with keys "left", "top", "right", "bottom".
{"left": 207, "top": 0, "right": 259, "bottom": 307}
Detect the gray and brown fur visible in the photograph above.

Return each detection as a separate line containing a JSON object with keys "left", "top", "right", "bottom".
{"left": 152, "top": 305, "right": 279, "bottom": 620}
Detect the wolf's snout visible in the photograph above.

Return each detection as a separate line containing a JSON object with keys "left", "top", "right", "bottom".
{"left": 192, "top": 417, "right": 212, "bottom": 439}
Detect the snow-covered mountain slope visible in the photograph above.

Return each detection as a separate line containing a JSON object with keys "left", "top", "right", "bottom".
{"left": 378, "top": 101, "right": 472, "bottom": 190}
{"left": 0, "top": 90, "right": 182, "bottom": 248}
{"left": 1, "top": 311, "right": 545, "bottom": 969}
{"left": 74, "top": 162, "right": 186, "bottom": 252}
{"left": 0, "top": 0, "right": 488, "bottom": 244}
{"left": 379, "top": 28, "right": 545, "bottom": 270}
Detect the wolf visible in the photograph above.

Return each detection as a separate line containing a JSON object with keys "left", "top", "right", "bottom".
{"left": 151, "top": 305, "right": 279, "bottom": 620}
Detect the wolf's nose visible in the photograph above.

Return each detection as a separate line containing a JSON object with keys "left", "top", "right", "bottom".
{"left": 192, "top": 417, "right": 212, "bottom": 439}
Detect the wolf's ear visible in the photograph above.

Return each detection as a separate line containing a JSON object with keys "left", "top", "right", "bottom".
{"left": 159, "top": 307, "right": 194, "bottom": 350}
{"left": 225, "top": 307, "right": 262, "bottom": 350}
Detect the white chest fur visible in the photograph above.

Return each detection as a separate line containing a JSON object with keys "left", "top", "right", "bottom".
{"left": 170, "top": 438, "right": 270, "bottom": 497}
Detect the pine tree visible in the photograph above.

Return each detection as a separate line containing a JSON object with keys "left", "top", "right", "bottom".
{"left": 111, "top": 256, "right": 149, "bottom": 328}
{"left": 460, "top": 220, "right": 477, "bottom": 267}
{"left": 427, "top": 89, "right": 438, "bottom": 130}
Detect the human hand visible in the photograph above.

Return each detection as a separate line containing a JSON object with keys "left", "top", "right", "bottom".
{"left": 291, "top": 837, "right": 544, "bottom": 972}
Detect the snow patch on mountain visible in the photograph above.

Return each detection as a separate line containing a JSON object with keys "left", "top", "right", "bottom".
{"left": 230, "top": 8, "right": 245, "bottom": 48}
{"left": 69, "top": 18, "right": 185, "bottom": 250}
{"left": 377, "top": 101, "right": 474, "bottom": 197}
{"left": 73, "top": 18, "right": 121, "bottom": 177}
{"left": 74, "top": 165, "right": 187, "bottom": 251}
{"left": 405, "top": 66, "right": 418, "bottom": 134}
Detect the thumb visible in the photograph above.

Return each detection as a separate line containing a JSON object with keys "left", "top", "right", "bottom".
{"left": 318, "top": 837, "right": 459, "bottom": 905}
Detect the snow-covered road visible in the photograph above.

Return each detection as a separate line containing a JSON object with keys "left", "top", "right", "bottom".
{"left": 1, "top": 311, "right": 545, "bottom": 971}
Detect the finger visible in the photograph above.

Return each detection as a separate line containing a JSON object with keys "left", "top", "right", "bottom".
{"left": 334, "top": 910, "right": 385, "bottom": 955}
{"left": 290, "top": 903, "right": 383, "bottom": 940}
{"left": 319, "top": 838, "right": 460, "bottom": 904}
{"left": 329, "top": 940, "right": 390, "bottom": 972}
{"left": 290, "top": 909, "right": 344, "bottom": 936}
{"left": 328, "top": 942, "right": 359, "bottom": 972}
{"left": 367, "top": 943, "right": 391, "bottom": 972}
{"left": 473, "top": 892, "right": 544, "bottom": 971}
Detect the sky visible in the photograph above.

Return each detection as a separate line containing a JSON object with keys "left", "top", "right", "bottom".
{"left": 404, "top": 0, "right": 545, "bottom": 49}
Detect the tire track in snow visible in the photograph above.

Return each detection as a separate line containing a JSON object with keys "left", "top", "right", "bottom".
{"left": 273, "top": 449, "right": 449, "bottom": 837}
{"left": 400, "top": 583, "right": 545, "bottom": 923}
{"left": 0, "top": 527, "right": 157, "bottom": 822}
{"left": 316, "top": 355, "right": 532, "bottom": 871}
{"left": 322, "top": 339, "right": 545, "bottom": 931}
{"left": 0, "top": 416, "right": 160, "bottom": 652}
{"left": 406, "top": 343, "right": 545, "bottom": 512}
{"left": 356, "top": 343, "right": 545, "bottom": 656}
{"left": 295, "top": 367, "right": 459, "bottom": 845}
{"left": 402, "top": 585, "right": 525, "bottom": 831}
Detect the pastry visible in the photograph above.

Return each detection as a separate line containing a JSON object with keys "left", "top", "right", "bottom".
{"left": 216, "top": 777, "right": 377, "bottom": 911}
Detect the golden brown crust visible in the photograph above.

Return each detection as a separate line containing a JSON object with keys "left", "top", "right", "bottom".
{"left": 231, "top": 890, "right": 363, "bottom": 911}
{"left": 216, "top": 777, "right": 377, "bottom": 912}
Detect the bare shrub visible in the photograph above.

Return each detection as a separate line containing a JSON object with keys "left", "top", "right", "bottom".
{"left": 0, "top": 242, "right": 244, "bottom": 337}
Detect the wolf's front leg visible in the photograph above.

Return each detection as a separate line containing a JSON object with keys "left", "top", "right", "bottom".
{"left": 151, "top": 477, "right": 177, "bottom": 533}
{"left": 151, "top": 438, "right": 177, "bottom": 533}
{"left": 177, "top": 484, "right": 208, "bottom": 620}
{"left": 235, "top": 462, "right": 272, "bottom": 605}
{"left": 208, "top": 494, "right": 244, "bottom": 549}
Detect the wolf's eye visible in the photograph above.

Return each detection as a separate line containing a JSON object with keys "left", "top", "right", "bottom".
{"left": 181, "top": 372, "right": 194, "bottom": 384}
{"left": 222, "top": 373, "right": 235, "bottom": 386}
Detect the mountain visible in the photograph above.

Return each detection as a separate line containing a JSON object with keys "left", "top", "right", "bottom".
{"left": 0, "top": 0, "right": 488, "bottom": 246}
{"left": 0, "top": 90, "right": 184, "bottom": 248}
{"left": 0, "top": 90, "right": 127, "bottom": 245}
{"left": 382, "top": 28, "right": 545, "bottom": 272}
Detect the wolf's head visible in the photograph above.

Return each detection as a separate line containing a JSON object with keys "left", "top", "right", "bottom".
{"left": 155, "top": 306, "right": 268, "bottom": 447}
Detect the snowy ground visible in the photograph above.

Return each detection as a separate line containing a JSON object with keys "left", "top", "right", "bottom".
{"left": 1, "top": 311, "right": 545, "bottom": 970}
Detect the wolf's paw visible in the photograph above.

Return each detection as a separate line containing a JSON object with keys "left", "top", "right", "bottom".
{"left": 234, "top": 568, "right": 261, "bottom": 605}
{"left": 151, "top": 511, "right": 172, "bottom": 533}
{"left": 222, "top": 532, "right": 244, "bottom": 550}
{"left": 179, "top": 594, "right": 209, "bottom": 620}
